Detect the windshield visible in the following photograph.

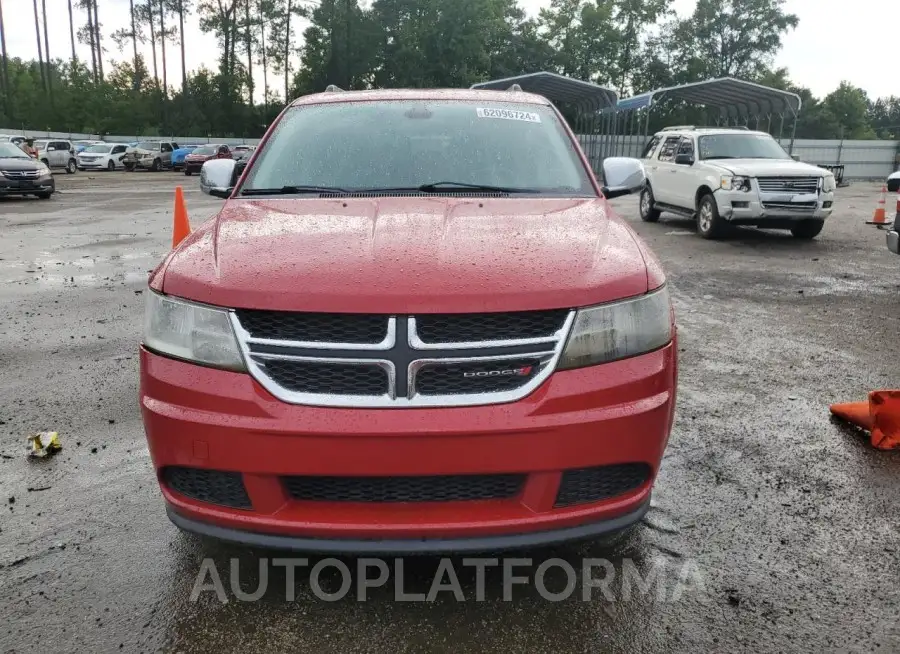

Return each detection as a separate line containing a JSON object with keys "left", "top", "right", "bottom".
{"left": 698, "top": 133, "right": 790, "bottom": 160}
{"left": 0, "top": 143, "right": 29, "bottom": 158}
{"left": 192, "top": 146, "right": 217, "bottom": 155}
{"left": 34, "top": 141, "right": 47, "bottom": 150}
{"left": 75, "top": 141, "right": 95, "bottom": 147}
{"left": 85, "top": 144, "right": 112, "bottom": 153}
{"left": 241, "top": 100, "right": 595, "bottom": 195}
{"left": 136, "top": 141, "right": 160, "bottom": 151}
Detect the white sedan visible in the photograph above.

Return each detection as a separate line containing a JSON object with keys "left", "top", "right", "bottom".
{"left": 76, "top": 143, "right": 129, "bottom": 171}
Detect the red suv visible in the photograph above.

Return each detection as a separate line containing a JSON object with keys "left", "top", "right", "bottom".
{"left": 140, "top": 88, "right": 677, "bottom": 553}
{"left": 183, "top": 144, "right": 231, "bottom": 176}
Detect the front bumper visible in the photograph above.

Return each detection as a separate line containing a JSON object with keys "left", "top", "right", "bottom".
{"left": 140, "top": 341, "right": 677, "bottom": 552}
{"left": 715, "top": 188, "right": 834, "bottom": 222}
{"left": 77, "top": 159, "right": 107, "bottom": 169}
{"left": 0, "top": 177, "right": 54, "bottom": 195}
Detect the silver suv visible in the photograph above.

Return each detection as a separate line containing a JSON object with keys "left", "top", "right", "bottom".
{"left": 123, "top": 141, "right": 178, "bottom": 172}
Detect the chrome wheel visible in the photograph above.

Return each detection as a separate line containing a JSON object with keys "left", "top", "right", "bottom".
{"left": 698, "top": 203, "right": 713, "bottom": 233}
{"left": 640, "top": 191, "right": 651, "bottom": 216}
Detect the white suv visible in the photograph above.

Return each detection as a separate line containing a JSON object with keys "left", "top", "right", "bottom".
{"left": 638, "top": 127, "right": 836, "bottom": 239}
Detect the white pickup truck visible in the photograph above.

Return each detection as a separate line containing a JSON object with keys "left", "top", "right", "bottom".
{"left": 638, "top": 126, "right": 836, "bottom": 239}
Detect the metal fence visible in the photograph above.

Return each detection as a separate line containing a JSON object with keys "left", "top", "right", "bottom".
{"left": 3, "top": 125, "right": 898, "bottom": 181}
{"left": 0, "top": 127, "right": 261, "bottom": 147}
{"left": 578, "top": 134, "right": 900, "bottom": 181}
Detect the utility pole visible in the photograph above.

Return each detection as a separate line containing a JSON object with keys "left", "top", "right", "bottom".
{"left": 93, "top": 0, "right": 103, "bottom": 79}
{"left": 284, "top": 0, "right": 291, "bottom": 102}
{"left": 32, "top": 0, "right": 47, "bottom": 94}
{"left": 42, "top": 0, "right": 53, "bottom": 108}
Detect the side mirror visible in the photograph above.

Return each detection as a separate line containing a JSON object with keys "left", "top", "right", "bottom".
{"left": 46, "top": 146, "right": 56, "bottom": 152}
{"left": 200, "top": 158, "right": 237, "bottom": 199}
{"left": 601, "top": 157, "right": 646, "bottom": 200}
{"left": 674, "top": 153, "right": 694, "bottom": 166}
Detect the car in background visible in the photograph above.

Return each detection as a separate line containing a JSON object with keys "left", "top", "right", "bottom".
{"left": 638, "top": 126, "right": 835, "bottom": 239}
{"left": 122, "top": 140, "right": 178, "bottom": 171}
{"left": 887, "top": 170, "right": 900, "bottom": 193}
{"left": 32, "top": 139, "right": 78, "bottom": 174}
{"left": 76, "top": 143, "right": 129, "bottom": 171}
{"left": 0, "top": 134, "right": 27, "bottom": 147}
{"left": 234, "top": 146, "right": 256, "bottom": 165}
{"left": 0, "top": 141, "right": 55, "bottom": 199}
{"left": 172, "top": 144, "right": 202, "bottom": 171}
{"left": 232, "top": 144, "right": 256, "bottom": 158}
{"left": 74, "top": 140, "right": 105, "bottom": 154}
{"left": 183, "top": 144, "right": 232, "bottom": 176}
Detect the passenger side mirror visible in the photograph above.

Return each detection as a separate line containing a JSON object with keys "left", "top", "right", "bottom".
{"left": 601, "top": 157, "right": 646, "bottom": 200}
{"left": 674, "top": 153, "right": 694, "bottom": 166}
{"left": 200, "top": 158, "right": 237, "bottom": 199}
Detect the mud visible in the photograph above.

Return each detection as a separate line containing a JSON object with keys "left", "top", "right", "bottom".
{"left": 1, "top": 174, "right": 898, "bottom": 653}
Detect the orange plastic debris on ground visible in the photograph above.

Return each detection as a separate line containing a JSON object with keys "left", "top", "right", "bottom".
{"left": 830, "top": 390, "right": 900, "bottom": 450}
{"left": 172, "top": 185, "right": 192, "bottom": 248}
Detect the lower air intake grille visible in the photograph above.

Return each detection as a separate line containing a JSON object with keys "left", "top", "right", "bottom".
{"left": 260, "top": 360, "right": 389, "bottom": 396}
{"left": 283, "top": 474, "right": 525, "bottom": 503}
{"left": 415, "top": 359, "right": 540, "bottom": 395}
{"left": 162, "top": 467, "right": 251, "bottom": 509}
{"left": 554, "top": 463, "right": 652, "bottom": 507}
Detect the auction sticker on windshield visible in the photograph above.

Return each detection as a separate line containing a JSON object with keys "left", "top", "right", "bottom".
{"left": 476, "top": 108, "right": 542, "bottom": 123}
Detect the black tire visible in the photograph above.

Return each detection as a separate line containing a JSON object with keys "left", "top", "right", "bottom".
{"left": 36, "top": 191, "right": 52, "bottom": 199}
{"left": 790, "top": 219, "right": 825, "bottom": 240}
{"left": 107, "top": 159, "right": 115, "bottom": 171}
{"left": 184, "top": 169, "right": 192, "bottom": 176}
{"left": 696, "top": 193, "right": 726, "bottom": 239}
{"left": 66, "top": 159, "right": 77, "bottom": 174}
{"left": 639, "top": 185, "right": 661, "bottom": 222}
{"left": 40, "top": 158, "right": 49, "bottom": 167}
{"left": 150, "top": 158, "right": 161, "bottom": 172}
{"left": 887, "top": 179, "right": 900, "bottom": 193}
{"left": 125, "top": 163, "right": 135, "bottom": 172}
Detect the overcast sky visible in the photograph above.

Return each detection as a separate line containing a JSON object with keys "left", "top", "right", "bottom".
{"left": 0, "top": 0, "right": 895, "bottom": 101}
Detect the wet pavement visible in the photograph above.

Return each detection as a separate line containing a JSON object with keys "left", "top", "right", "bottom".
{"left": 1, "top": 174, "right": 898, "bottom": 653}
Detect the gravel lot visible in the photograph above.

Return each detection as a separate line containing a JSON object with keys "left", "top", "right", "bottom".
{"left": 1, "top": 172, "right": 898, "bottom": 653}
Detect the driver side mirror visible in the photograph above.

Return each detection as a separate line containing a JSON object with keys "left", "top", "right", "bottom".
{"left": 601, "top": 157, "right": 646, "bottom": 200}
{"left": 674, "top": 153, "right": 694, "bottom": 166}
{"left": 200, "top": 158, "right": 238, "bottom": 199}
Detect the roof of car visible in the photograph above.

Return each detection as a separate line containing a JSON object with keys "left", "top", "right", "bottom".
{"left": 289, "top": 88, "right": 553, "bottom": 107}
{"left": 655, "top": 127, "right": 770, "bottom": 136}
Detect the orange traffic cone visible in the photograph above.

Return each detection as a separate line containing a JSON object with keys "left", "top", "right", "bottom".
{"left": 866, "top": 185, "right": 890, "bottom": 225}
{"left": 172, "top": 185, "right": 191, "bottom": 248}
{"left": 830, "top": 390, "right": 900, "bottom": 450}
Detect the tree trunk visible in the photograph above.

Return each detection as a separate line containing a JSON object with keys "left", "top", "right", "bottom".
{"left": 159, "top": 0, "right": 167, "bottom": 94}
{"left": 68, "top": 0, "right": 77, "bottom": 62}
{"left": 284, "top": 0, "right": 291, "bottom": 101}
{"left": 93, "top": 0, "right": 103, "bottom": 79}
{"left": 178, "top": 0, "right": 186, "bottom": 93}
{"left": 148, "top": 1, "right": 159, "bottom": 90}
{"left": 41, "top": 0, "right": 52, "bottom": 106}
{"left": 260, "top": 13, "right": 268, "bottom": 115}
{"left": 85, "top": 0, "right": 97, "bottom": 82}
{"left": 0, "top": 0, "right": 10, "bottom": 118}
{"left": 33, "top": 0, "right": 47, "bottom": 93}
{"left": 245, "top": 0, "right": 253, "bottom": 104}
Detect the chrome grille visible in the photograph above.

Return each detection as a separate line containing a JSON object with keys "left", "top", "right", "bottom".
{"left": 231, "top": 310, "right": 575, "bottom": 408}
{"left": 757, "top": 176, "right": 819, "bottom": 194}
{"left": 2, "top": 169, "right": 40, "bottom": 179}
{"left": 761, "top": 201, "right": 817, "bottom": 213}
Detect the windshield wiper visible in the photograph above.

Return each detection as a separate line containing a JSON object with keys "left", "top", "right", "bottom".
{"left": 360, "top": 181, "right": 540, "bottom": 194}
{"left": 240, "top": 185, "right": 351, "bottom": 196}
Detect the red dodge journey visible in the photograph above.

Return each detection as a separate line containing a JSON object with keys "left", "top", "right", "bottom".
{"left": 139, "top": 87, "right": 677, "bottom": 553}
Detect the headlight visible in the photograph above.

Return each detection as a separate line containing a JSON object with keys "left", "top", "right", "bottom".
{"left": 557, "top": 286, "right": 672, "bottom": 370}
{"left": 822, "top": 174, "right": 836, "bottom": 192}
{"left": 139, "top": 153, "right": 152, "bottom": 159}
{"left": 36, "top": 164, "right": 50, "bottom": 175}
{"left": 143, "top": 292, "right": 246, "bottom": 371}
{"left": 721, "top": 175, "right": 751, "bottom": 192}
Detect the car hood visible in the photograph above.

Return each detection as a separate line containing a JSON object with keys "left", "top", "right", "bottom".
{"left": 0, "top": 156, "right": 43, "bottom": 170}
{"left": 705, "top": 158, "right": 827, "bottom": 177}
{"left": 127, "top": 147, "right": 153, "bottom": 155}
{"left": 158, "top": 197, "right": 654, "bottom": 313}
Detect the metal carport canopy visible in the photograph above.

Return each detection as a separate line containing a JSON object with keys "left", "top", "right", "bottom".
{"left": 471, "top": 72, "right": 618, "bottom": 111}
{"left": 617, "top": 77, "right": 802, "bottom": 119}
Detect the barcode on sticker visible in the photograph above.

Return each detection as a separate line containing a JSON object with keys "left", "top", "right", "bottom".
{"left": 476, "top": 108, "right": 542, "bottom": 123}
